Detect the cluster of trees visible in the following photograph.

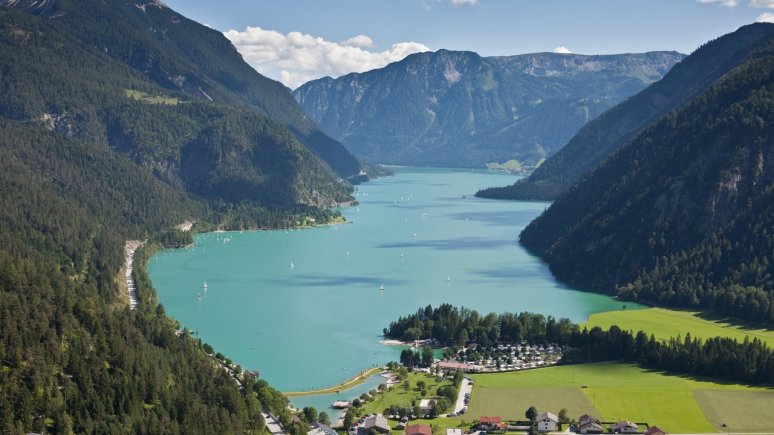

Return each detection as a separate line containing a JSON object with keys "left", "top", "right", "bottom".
{"left": 386, "top": 305, "right": 774, "bottom": 386}
{"left": 384, "top": 304, "right": 577, "bottom": 347}
{"left": 399, "top": 346, "right": 435, "bottom": 368}
{"left": 562, "top": 326, "right": 774, "bottom": 385}
{"left": 520, "top": 26, "right": 774, "bottom": 324}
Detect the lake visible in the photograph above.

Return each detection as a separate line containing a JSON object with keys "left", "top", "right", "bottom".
{"left": 148, "top": 167, "right": 639, "bottom": 408}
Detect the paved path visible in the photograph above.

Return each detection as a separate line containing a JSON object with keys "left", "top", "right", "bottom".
{"left": 453, "top": 378, "right": 473, "bottom": 413}
{"left": 124, "top": 240, "right": 143, "bottom": 310}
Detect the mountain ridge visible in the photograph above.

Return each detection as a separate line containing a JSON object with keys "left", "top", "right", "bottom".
{"left": 478, "top": 23, "right": 774, "bottom": 200}
{"left": 294, "top": 48, "right": 684, "bottom": 168}
{"left": 520, "top": 23, "right": 774, "bottom": 324}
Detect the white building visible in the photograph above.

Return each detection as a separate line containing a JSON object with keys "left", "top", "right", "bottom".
{"left": 536, "top": 412, "right": 558, "bottom": 432}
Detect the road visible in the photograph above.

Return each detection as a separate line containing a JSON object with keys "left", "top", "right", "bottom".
{"left": 453, "top": 378, "right": 473, "bottom": 413}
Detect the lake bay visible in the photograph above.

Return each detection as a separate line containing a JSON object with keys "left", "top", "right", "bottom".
{"left": 148, "top": 168, "right": 639, "bottom": 400}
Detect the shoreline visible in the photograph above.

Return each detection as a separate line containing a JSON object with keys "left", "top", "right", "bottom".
{"left": 283, "top": 367, "right": 383, "bottom": 397}
{"left": 123, "top": 240, "right": 145, "bottom": 310}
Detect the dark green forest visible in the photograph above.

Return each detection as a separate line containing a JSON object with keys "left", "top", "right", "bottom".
{"left": 477, "top": 23, "right": 774, "bottom": 200}
{"left": 520, "top": 25, "right": 774, "bottom": 324}
{"left": 0, "top": 0, "right": 366, "bottom": 432}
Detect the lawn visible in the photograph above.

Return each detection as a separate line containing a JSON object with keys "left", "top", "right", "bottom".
{"left": 583, "top": 307, "right": 774, "bottom": 347}
{"left": 469, "top": 362, "right": 774, "bottom": 433}
{"left": 361, "top": 372, "right": 452, "bottom": 415}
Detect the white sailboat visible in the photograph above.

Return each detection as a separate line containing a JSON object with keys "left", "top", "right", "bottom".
{"left": 379, "top": 284, "right": 384, "bottom": 291}
{"left": 203, "top": 281, "right": 208, "bottom": 291}
{"left": 290, "top": 261, "right": 295, "bottom": 270}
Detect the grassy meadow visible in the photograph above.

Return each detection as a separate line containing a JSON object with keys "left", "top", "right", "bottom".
{"left": 468, "top": 362, "right": 774, "bottom": 433}
{"left": 582, "top": 307, "right": 774, "bottom": 347}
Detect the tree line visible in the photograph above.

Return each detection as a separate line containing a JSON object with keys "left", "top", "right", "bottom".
{"left": 384, "top": 305, "right": 774, "bottom": 386}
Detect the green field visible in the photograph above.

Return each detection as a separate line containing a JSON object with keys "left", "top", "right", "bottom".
{"left": 467, "top": 386, "right": 595, "bottom": 421}
{"left": 469, "top": 362, "right": 774, "bottom": 433}
{"left": 361, "top": 372, "right": 452, "bottom": 415}
{"left": 583, "top": 307, "right": 774, "bottom": 347}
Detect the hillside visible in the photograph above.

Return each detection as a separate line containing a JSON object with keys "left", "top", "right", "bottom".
{"left": 0, "top": 1, "right": 354, "bottom": 432}
{"left": 294, "top": 50, "right": 683, "bottom": 168}
{"left": 0, "top": 0, "right": 362, "bottom": 180}
{"left": 520, "top": 24, "right": 774, "bottom": 324}
{"left": 478, "top": 23, "right": 774, "bottom": 200}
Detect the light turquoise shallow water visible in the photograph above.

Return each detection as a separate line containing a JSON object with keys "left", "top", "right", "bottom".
{"left": 148, "top": 168, "right": 639, "bottom": 405}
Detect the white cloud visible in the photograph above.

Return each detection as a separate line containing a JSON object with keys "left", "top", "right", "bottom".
{"left": 340, "top": 35, "right": 375, "bottom": 48}
{"left": 696, "top": 0, "right": 739, "bottom": 6}
{"left": 224, "top": 26, "right": 430, "bottom": 89}
{"left": 553, "top": 46, "right": 572, "bottom": 54}
{"left": 757, "top": 11, "right": 774, "bottom": 21}
{"left": 751, "top": 0, "right": 774, "bottom": 7}
{"left": 450, "top": 0, "right": 478, "bottom": 5}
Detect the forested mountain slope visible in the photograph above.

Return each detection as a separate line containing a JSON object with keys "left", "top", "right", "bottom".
{"left": 0, "top": 0, "right": 351, "bottom": 432}
{"left": 478, "top": 23, "right": 774, "bottom": 200}
{"left": 521, "top": 26, "right": 774, "bottom": 324}
{"left": 0, "top": 0, "right": 362, "bottom": 180}
{"left": 294, "top": 49, "right": 683, "bottom": 168}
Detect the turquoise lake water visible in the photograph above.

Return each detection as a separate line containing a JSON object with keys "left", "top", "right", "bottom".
{"left": 148, "top": 167, "right": 639, "bottom": 410}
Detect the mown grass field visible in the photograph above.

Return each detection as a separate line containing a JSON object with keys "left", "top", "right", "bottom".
{"left": 467, "top": 386, "right": 595, "bottom": 421}
{"left": 583, "top": 307, "right": 774, "bottom": 347}
{"left": 469, "top": 362, "right": 774, "bottom": 433}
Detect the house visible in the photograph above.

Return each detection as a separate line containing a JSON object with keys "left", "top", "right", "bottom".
{"left": 418, "top": 399, "right": 432, "bottom": 412}
{"left": 644, "top": 427, "right": 667, "bottom": 435}
{"left": 446, "top": 429, "right": 463, "bottom": 435}
{"left": 579, "top": 414, "right": 599, "bottom": 427}
{"left": 357, "top": 414, "right": 391, "bottom": 435}
{"left": 579, "top": 422, "right": 604, "bottom": 434}
{"left": 478, "top": 416, "right": 504, "bottom": 431}
{"left": 437, "top": 361, "right": 478, "bottom": 373}
{"left": 536, "top": 412, "right": 558, "bottom": 432}
{"left": 308, "top": 422, "right": 337, "bottom": 435}
{"left": 611, "top": 421, "right": 638, "bottom": 434}
{"left": 405, "top": 424, "right": 432, "bottom": 435}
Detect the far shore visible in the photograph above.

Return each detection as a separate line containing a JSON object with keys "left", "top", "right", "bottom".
{"left": 282, "top": 367, "right": 383, "bottom": 397}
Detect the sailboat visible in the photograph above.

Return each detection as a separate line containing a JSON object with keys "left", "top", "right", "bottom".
{"left": 203, "top": 281, "right": 208, "bottom": 290}
{"left": 196, "top": 293, "right": 202, "bottom": 301}
{"left": 290, "top": 261, "right": 295, "bottom": 270}
{"left": 379, "top": 284, "right": 384, "bottom": 291}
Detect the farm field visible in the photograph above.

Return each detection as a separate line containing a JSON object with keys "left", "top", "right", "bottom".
{"left": 469, "top": 362, "right": 774, "bottom": 433}
{"left": 582, "top": 308, "right": 774, "bottom": 347}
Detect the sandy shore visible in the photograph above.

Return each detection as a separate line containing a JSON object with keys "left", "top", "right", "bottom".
{"left": 379, "top": 339, "right": 408, "bottom": 346}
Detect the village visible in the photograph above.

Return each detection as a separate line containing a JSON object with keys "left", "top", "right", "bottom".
{"left": 265, "top": 342, "right": 673, "bottom": 435}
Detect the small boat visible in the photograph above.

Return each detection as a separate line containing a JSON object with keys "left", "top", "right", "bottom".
{"left": 196, "top": 293, "right": 202, "bottom": 301}
{"left": 447, "top": 276, "right": 451, "bottom": 282}
{"left": 290, "top": 261, "right": 295, "bottom": 269}
{"left": 379, "top": 284, "right": 384, "bottom": 291}
{"left": 203, "top": 281, "right": 208, "bottom": 290}
{"left": 346, "top": 251, "right": 350, "bottom": 256}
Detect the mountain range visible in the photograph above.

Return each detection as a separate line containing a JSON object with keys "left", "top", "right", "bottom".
{"left": 478, "top": 23, "right": 774, "bottom": 200}
{"left": 519, "top": 23, "right": 774, "bottom": 324}
{"left": 294, "top": 49, "right": 684, "bottom": 169}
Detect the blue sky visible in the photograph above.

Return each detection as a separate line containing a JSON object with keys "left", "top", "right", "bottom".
{"left": 163, "top": 0, "right": 774, "bottom": 88}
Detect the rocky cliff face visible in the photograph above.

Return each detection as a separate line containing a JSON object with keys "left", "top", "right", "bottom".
{"left": 294, "top": 49, "right": 684, "bottom": 168}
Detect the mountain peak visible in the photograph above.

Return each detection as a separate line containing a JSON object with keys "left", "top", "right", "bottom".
{"left": 294, "top": 49, "right": 684, "bottom": 168}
